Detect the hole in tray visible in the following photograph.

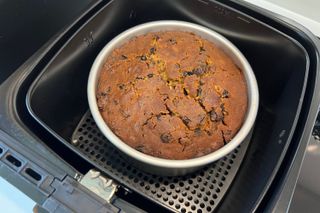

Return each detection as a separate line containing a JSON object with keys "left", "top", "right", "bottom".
{"left": 0, "top": 147, "right": 3, "bottom": 154}
{"left": 175, "top": 203, "right": 180, "bottom": 209}
{"left": 197, "top": 193, "right": 202, "bottom": 198}
{"left": 194, "top": 198, "right": 199, "bottom": 204}
{"left": 172, "top": 194, "right": 178, "bottom": 199}
{"left": 25, "top": 168, "right": 42, "bottom": 181}
{"left": 6, "top": 155, "right": 22, "bottom": 167}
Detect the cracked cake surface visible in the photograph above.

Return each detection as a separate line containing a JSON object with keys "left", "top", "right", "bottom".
{"left": 97, "top": 31, "right": 248, "bottom": 160}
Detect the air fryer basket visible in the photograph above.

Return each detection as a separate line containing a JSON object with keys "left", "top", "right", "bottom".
{"left": 24, "top": 0, "right": 311, "bottom": 212}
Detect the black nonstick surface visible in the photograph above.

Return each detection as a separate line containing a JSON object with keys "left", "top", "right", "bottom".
{"left": 24, "top": 0, "right": 312, "bottom": 212}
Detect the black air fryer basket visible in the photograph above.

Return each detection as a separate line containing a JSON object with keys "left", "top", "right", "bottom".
{"left": 0, "top": 0, "right": 319, "bottom": 212}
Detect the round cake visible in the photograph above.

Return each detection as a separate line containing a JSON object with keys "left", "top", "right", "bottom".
{"left": 96, "top": 31, "right": 248, "bottom": 160}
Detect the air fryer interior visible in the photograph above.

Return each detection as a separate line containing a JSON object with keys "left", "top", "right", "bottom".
{"left": 21, "top": 0, "right": 310, "bottom": 212}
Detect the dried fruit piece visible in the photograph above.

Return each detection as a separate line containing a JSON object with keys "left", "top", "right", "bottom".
{"left": 160, "top": 133, "right": 172, "bottom": 143}
{"left": 194, "top": 128, "right": 201, "bottom": 136}
{"left": 193, "top": 67, "right": 205, "bottom": 76}
{"left": 183, "top": 88, "right": 189, "bottom": 96}
{"left": 209, "top": 110, "right": 223, "bottom": 122}
{"left": 221, "top": 89, "right": 229, "bottom": 98}
{"left": 150, "top": 47, "right": 156, "bottom": 54}
{"left": 197, "top": 88, "right": 202, "bottom": 97}
{"left": 220, "top": 103, "right": 228, "bottom": 115}
{"left": 140, "top": 55, "right": 147, "bottom": 61}
{"left": 118, "top": 84, "right": 125, "bottom": 90}
{"left": 183, "top": 71, "right": 194, "bottom": 77}
{"left": 168, "top": 38, "right": 177, "bottom": 45}
{"left": 154, "top": 35, "right": 160, "bottom": 41}
{"left": 135, "top": 145, "right": 145, "bottom": 152}
{"left": 97, "top": 91, "right": 107, "bottom": 98}
{"left": 181, "top": 116, "right": 191, "bottom": 126}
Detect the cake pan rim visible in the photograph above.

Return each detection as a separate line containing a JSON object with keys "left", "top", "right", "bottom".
{"left": 87, "top": 20, "right": 259, "bottom": 170}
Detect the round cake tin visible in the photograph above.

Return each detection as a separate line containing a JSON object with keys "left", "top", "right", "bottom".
{"left": 88, "top": 20, "right": 259, "bottom": 176}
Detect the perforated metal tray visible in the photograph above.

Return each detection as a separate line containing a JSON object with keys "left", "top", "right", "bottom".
{"left": 72, "top": 111, "right": 250, "bottom": 212}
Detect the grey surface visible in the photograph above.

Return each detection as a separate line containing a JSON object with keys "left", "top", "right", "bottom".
{"left": 266, "top": 0, "right": 320, "bottom": 22}
{"left": 289, "top": 137, "right": 320, "bottom": 213}
{"left": 290, "top": 184, "right": 320, "bottom": 213}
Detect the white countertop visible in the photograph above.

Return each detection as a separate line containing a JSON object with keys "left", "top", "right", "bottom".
{"left": 0, "top": 177, "right": 35, "bottom": 213}
{"left": 244, "top": 0, "right": 320, "bottom": 37}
